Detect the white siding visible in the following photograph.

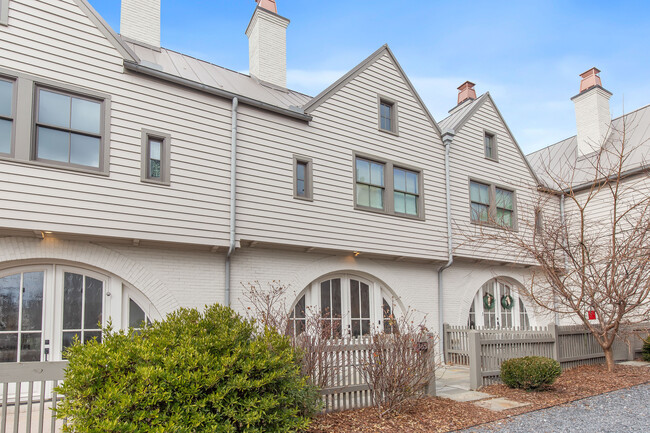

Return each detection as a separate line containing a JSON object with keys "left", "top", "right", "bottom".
{"left": 235, "top": 53, "right": 448, "bottom": 260}
{"left": 448, "top": 97, "right": 541, "bottom": 263}
{"left": 0, "top": 0, "right": 233, "bottom": 246}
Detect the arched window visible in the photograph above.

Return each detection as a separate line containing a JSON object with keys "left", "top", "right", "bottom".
{"left": 466, "top": 278, "right": 531, "bottom": 329}
{"left": 289, "top": 274, "right": 399, "bottom": 337}
{"left": 0, "top": 264, "right": 159, "bottom": 363}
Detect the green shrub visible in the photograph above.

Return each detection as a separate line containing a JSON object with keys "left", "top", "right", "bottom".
{"left": 56, "top": 304, "right": 320, "bottom": 433}
{"left": 500, "top": 356, "right": 562, "bottom": 391}
{"left": 642, "top": 336, "right": 650, "bottom": 362}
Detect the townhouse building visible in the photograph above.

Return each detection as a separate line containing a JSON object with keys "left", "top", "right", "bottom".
{"left": 3, "top": 0, "right": 644, "bottom": 366}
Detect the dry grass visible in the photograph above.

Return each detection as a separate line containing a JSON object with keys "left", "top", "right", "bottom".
{"left": 308, "top": 364, "right": 650, "bottom": 433}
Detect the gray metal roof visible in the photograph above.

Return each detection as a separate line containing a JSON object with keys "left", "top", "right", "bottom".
{"left": 438, "top": 95, "right": 485, "bottom": 132}
{"left": 125, "top": 42, "right": 312, "bottom": 113}
{"left": 526, "top": 104, "right": 650, "bottom": 189}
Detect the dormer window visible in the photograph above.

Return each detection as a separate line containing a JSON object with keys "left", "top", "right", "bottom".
{"left": 378, "top": 97, "right": 398, "bottom": 134}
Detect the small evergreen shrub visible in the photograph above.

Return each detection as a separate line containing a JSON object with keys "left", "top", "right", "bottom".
{"left": 56, "top": 304, "right": 320, "bottom": 433}
{"left": 500, "top": 356, "right": 562, "bottom": 391}
{"left": 642, "top": 336, "right": 650, "bottom": 362}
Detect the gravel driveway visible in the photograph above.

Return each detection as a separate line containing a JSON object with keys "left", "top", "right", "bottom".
{"left": 459, "top": 383, "right": 650, "bottom": 432}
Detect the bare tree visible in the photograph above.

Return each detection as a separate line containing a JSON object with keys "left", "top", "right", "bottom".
{"left": 355, "top": 310, "right": 438, "bottom": 418}
{"left": 466, "top": 118, "right": 650, "bottom": 372}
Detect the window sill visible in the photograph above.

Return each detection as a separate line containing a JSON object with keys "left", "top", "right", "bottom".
{"left": 354, "top": 205, "right": 424, "bottom": 221}
{"left": 378, "top": 127, "right": 399, "bottom": 137}
{"left": 0, "top": 155, "right": 109, "bottom": 176}
{"left": 484, "top": 156, "right": 499, "bottom": 163}
{"left": 293, "top": 194, "right": 314, "bottom": 202}
{"left": 470, "top": 219, "right": 518, "bottom": 232}
{"left": 141, "top": 178, "right": 171, "bottom": 187}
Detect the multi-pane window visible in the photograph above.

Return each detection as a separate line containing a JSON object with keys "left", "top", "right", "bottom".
{"left": 496, "top": 188, "right": 514, "bottom": 227}
{"left": 467, "top": 279, "right": 531, "bottom": 329}
{"left": 288, "top": 295, "right": 306, "bottom": 337}
{"left": 470, "top": 180, "right": 516, "bottom": 228}
{"left": 0, "top": 272, "right": 44, "bottom": 363}
{"left": 379, "top": 100, "right": 394, "bottom": 132}
{"left": 296, "top": 161, "right": 307, "bottom": 196}
{"left": 470, "top": 181, "right": 490, "bottom": 223}
{"left": 350, "top": 279, "right": 371, "bottom": 337}
{"left": 35, "top": 88, "right": 103, "bottom": 169}
{"left": 0, "top": 78, "right": 13, "bottom": 155}
{"left": 320, "top": 278, "right": 342, "bottom": 338}
{"left": 484, "top": 132, "right": 496, "bottom": 160}
{"left": 356, "top": 158, "right": 384, "bottom": 209}
{"left": 147, "top": 137, "right": 163, "bottom": 180}
{"left": 128, "top": 299, "right": 152, "bottom": 329}
{"left": 394, "top": 167, "right": 419, "bottom": 215}
{"left": 61, "top": 272, "right": 104, "bottom": 352}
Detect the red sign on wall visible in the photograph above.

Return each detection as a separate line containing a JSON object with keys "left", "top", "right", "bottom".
{"left": 588, "top": 310, "right": 596, "bottom": 320}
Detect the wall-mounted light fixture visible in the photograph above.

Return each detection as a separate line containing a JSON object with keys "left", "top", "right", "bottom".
{"left": 353, "top": 251, "right": 361, "bottom": 257}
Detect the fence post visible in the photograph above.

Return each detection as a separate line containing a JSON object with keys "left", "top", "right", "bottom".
{"left": 442, "top": 323, "right": 449, "bottom": 364}
{"left": 549, "top": 322, "right": 561, "bottom": 362}
{"left": 468, "top": 330, "right": 481, "bottom": 390}
{"left": 425, "top": 335, "right": 437, "bottom": 396}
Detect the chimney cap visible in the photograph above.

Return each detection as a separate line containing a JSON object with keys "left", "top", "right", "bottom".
{"left": 458, "top": 81, "right": 476, "bottom": 91}
{"left": 579, "top": 67, "right": 605, "bottom": 93}
{"left": 457, "top": 81, "right": 477, "bottom": 105}
{"left": 256, "top": 0, "right": 278, "bottom": 13}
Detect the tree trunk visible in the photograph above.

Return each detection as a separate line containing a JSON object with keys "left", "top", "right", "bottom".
{"left": 604, "top": 346, "right": 616, "bottom": 372}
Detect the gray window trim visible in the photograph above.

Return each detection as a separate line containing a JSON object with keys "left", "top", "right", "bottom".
{"left": 468, "top": 178, "right": 518, "bottom": 230}
{"left": 293, "top": 155, "right": 313, "bottom": 201}
{"left": 0, "top": 67, "right": 112, "bottom": 176}
{"left": 377, "top": 95, "right": 399, "bottom": 136}
{"left": 353, "top": 151, "right": 425, "bottom": 220}
{"left": 483, "top": 130, "right": 498, "bottom": 162}
{"left": 0, "top": 74, "right": 16, "bottom": 157}
{"left": 0, "top": 0, "right": 8, "bottom": 26}
{"left": 33, "top": 85, "right": 108, "bottom": 173}
{"left": 141, "top": 129, "right": 171, "bottom": 186}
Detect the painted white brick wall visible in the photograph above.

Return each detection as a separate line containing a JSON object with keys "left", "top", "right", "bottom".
{"left": 246, "top": 8, "right": 288, "bottom": 88}
{"left": 228, "top": 248, "right": 439, "bottom": 330}
{"left": 441, "top": 262, "right": 552, "bottom": 327}
{"left": 121, "top": 0, "right": 160, "bottom": 47}
{"left": 574, "top": 87, "right": 611, "bottom": 155}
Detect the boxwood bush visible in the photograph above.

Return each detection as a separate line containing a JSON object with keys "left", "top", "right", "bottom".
{"left": 55, "top": 304, "right": 320, "bottom": 433}
{"left": 642, "top": 336, "right": 650, "bottom": 362}
{"left": 500, "top": 356, "right": 562, "bottom": 391}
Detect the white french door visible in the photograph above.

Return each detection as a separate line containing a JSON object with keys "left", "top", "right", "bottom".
{"left": 0, "top": 265, "right": 116, "bottom": 363}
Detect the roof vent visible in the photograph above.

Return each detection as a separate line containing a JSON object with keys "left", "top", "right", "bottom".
{"left": 457, "top": 81, "right": 477, "bottom": 105}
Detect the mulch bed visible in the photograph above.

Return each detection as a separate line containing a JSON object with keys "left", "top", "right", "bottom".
{"left": 307, "top": 364, "right": 650, "bottom": 433}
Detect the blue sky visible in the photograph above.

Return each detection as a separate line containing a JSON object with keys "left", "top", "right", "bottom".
{"left": 88, "top": 0, "right": 650, "bottom": 154}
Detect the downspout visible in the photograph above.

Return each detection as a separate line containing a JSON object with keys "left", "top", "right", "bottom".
{"left": 225, "top": 97, "right": 239, "bottom": 307}
{"left": 438, "top": 130, "right": 455, "bottom": 362}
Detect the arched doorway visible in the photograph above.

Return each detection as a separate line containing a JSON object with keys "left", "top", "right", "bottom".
{"left": 466, "top": 278, "right": 532, "bottom": 329}
{"left": 288, "top": 273, "right": 402, "bottom": 337}
{"left": 0, "top": 264, "right": 159, "bottom": 363}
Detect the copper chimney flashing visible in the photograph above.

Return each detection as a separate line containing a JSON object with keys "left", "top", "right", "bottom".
{"left": 256, "top": 0, "right": 278, "bottom": 13}
{"left": 579, "top": 67, "right": 603, "bottom": 93}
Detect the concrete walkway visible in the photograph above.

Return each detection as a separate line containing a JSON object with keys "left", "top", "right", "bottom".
{"left": 435, "top": 365, "right": 528, "bottom": 411}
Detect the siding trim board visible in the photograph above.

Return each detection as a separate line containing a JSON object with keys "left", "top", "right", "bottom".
{"left": 0, "top": 0, "right": 8, "bottom": 26}
{"left": 72, "top": 0, "right": 139, "bottom": 63}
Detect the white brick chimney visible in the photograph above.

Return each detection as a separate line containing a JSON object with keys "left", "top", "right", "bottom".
{"left": 571, "top": 68, "right": 612, "bottom": 155}
{"left": 121, "top": 0, "right": 161, "bottom": 48}
{"left": 246, "top": 0, "right": 289, "bottom": 88}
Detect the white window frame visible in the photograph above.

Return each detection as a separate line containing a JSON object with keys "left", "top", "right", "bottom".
{"left": 467, "top": 279, "right": 533, "bottom": 329}
{"left": 289, "top": 274, "right": 401, "bottom": 337}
